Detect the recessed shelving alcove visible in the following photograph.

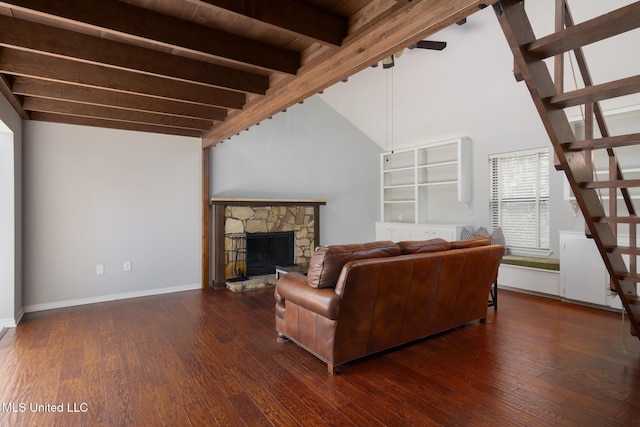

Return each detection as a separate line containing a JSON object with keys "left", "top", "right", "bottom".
{"left": 381, "top": 137, "right": 472, "bottom": 223}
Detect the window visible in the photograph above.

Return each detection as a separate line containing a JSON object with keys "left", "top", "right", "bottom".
{"left": 490, "top": 148, "right": 550, "bottom": 255}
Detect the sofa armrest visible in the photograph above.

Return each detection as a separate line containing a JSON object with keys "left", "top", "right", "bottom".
{"left": 276, "top": 273, "right": 340, "bottom": 320}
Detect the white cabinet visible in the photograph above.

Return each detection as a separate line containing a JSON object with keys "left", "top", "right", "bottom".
{"left": 418, "top": 224, "right": 462, "bottom": 241}
{"left": 381, "top": 138, "right": 471, "bottom": 223}
{"left": 559, "top": 231, "right": 622, "bottom": 309}
{"left": 375, "top": 222, "right": 393, "bottom": 240}
{"left": 375, "top": 222, "right": 469, "bottom": 242}
{"left": 375, "top": 223, "right": 418, "bottom": 241}
{"left": 560, "top": 232, "right": 608, "bottom": 305}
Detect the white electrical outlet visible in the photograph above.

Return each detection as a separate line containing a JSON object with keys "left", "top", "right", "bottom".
{"left": 96, "top": 264, "right": 104, "bottom": 275}
{"left": 123, "top": 261, "right": 132, "bottom": 272}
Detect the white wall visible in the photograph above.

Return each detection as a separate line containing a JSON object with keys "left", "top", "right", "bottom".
{"left": 319, "top": 1, "right": 640, "bottom": 150}
{"left": 210, "top": 96, "right": 381, "bottom": 246}
{"left": 22, "top": 122, "right": 202, "bottom": 311}
{"left": 0, "top": 129, "right": 15, "bottom": 326}
{"left": 0, "top": 94, "right": 22, "bottom": 328}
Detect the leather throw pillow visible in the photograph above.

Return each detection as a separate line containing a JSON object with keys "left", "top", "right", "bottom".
{"left": 306, "top": 241, "right": 400, "bottom": 289}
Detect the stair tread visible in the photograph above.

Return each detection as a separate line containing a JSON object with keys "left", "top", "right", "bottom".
{"left": 548, "top": 75, "right": 640, "bottom": 109}
{"left": 583, "top": 179, "right": 640, "bottom": 189}
{"left": 565, "top": 132, "right": 640, "bottom": 151}
{"left": 609, "top": 290, "right": 639, "bottom": 304}
{"left": 526, "top": 2, "right": 640, "bottom": 59}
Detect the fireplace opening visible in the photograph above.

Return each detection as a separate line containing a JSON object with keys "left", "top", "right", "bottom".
{"left": 246, "top": 231, "right": 295, "bottom": 276}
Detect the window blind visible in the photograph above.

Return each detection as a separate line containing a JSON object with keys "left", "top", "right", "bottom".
{"left": 489, "top": 149, "right": 550, "bottom": 252}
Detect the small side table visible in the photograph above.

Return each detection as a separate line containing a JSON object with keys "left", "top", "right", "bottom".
{"left": 488, "top": 280, "right": 497, "bottom": 310}
{"left": 275, "top": 264, "right": 308, "bottom": 280}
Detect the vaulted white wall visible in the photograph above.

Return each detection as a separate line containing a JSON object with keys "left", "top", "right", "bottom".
{"left": 319, "top": 0, "right": 640, "bottom": 152}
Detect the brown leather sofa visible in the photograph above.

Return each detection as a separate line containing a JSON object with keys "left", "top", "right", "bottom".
{"left": 274, "top": 237, "right": 504, "bottom": 374}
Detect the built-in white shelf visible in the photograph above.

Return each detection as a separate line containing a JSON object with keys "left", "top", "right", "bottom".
{"left": 381, "top": 137, "right": 471, "bottom": 223}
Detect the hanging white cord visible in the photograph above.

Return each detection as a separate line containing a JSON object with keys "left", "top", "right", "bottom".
{"left": 568, "top": 50, "right": 601, "bottom": 196}
{"left": 386, "top": 68, "right": 394, "bottom": 154}
{"left": 386, "top": 67, "right": 390, "bottom": 154}
{"left": 567, "top": 50, "right": 585, "bottom": 123}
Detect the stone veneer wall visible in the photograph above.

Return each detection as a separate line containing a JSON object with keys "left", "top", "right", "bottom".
{"left": 224, "top": 205, "right": 315, "bottom": 280}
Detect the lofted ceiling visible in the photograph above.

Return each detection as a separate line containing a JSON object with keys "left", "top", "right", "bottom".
{"left": 0, "top": 0, "right": 494, "bottom": 147}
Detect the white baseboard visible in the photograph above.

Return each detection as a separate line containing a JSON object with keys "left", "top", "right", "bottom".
{"left": 1, "top": 317, "right": 17, "bottom": 328}
{"left": 22, "top": 283, "right": 202, "bottom": 314}
{"left": 0, "top": 308, "right": 24, "bottom": 328}
{"left": 14, "top": 308, "right": 24, "bottom": 326}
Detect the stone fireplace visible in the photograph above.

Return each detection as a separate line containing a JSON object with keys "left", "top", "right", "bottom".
{"left": 210, "top": 198, "right": 326, "bottom": 287}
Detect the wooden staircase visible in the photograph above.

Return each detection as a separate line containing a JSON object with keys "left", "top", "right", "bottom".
{"left": 494, "top": 0, "right": 640, "bottom": 339}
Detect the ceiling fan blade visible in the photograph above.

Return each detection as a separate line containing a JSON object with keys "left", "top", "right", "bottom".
{"left": 411, "top": 40, "right": 447, "bottom": 51}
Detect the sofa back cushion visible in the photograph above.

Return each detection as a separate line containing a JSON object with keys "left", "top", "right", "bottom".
{"left": 397, "top": 238, "right": 451, "bottom": 254}
{"left": 307, "top": 241, "right": 400, "bottom": 289}
{"left": 450, "top": 235, "right": 492, "bottom": 249}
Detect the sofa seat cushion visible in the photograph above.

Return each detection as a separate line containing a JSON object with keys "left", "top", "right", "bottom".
{"left": 307, "top": 241, "right": 400, "bottom": 289}
{"left": 398, "top": 238, "right": 451, "bottom": 254}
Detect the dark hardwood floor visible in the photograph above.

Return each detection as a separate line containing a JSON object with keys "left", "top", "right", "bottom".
{"left": 1, "top": 287, "right": 639, "bottom": 426}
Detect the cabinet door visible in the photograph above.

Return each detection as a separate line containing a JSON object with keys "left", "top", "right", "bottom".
{"left": 376, "top": 222, "right": 415, "bottom": 242}
{"left": 428, "top": 226, "right": 455, "bottom": 241}
{"left": 391, "top": 224, "right": 415, "bottom": 242}
{"left": 560, "top": 233, "right": 607, "bottom": 305}
{"left": 375, "top": 222, "right": 393, "bottom": 241}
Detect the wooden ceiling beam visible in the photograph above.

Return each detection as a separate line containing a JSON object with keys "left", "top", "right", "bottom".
{"left": 23, "top": 97, "right": 214, "bottom": 131}
{"left": 0, "top": 15, "right": 269, "bottom": 95}
{"left": 192, "top": 0, "right": 347, "bottom": 46}
{"left": 0, "top": 48, "right": 245, "bottom": 109}
{"left": 203, "top": 0, "right": 494, "bottom": 146}
{"left": 30, "top": 112, "right": 203, "bottom": 138}
{"left": 12, "top": 77, "right": 227, "bottom": 121}
{"left": 0, "top": 0, "right": 300, "bottom": 74}
{"left": 0, "top": 73, "right": 28, "bottom": 119}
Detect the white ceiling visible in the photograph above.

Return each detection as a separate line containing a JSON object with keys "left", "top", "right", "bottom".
{"left": 319, "top": 0, "right": 640, "bottom": 151}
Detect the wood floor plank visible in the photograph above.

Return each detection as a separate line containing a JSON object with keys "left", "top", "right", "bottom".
{"left": 183, "top": 399, "right": 219, "bottom": 426}
{"left": 104, "top": 368, "right": 135, "bottom": 426}
{"left": 80, "top": 361, "right": 108, "bottom": 425}
{"left": 116, "top": 341, "right": 145, "bottom": 385}
{"left": 53, "top": 377, "right": 84, "bottom": 427}
{"left": 129, "top": 380, "right": 164, "bottom": 427}
{"left": 190, "top": 372, "right": 246, "bottom": 427}
{"left": 159, "top": 350, "right": 202, "bottom": 406}
{"left": 151, "top": 382, "right": 193, "bottom": 427}
{"left": 1, "top": 288, "right": 639, "bottom": 426}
